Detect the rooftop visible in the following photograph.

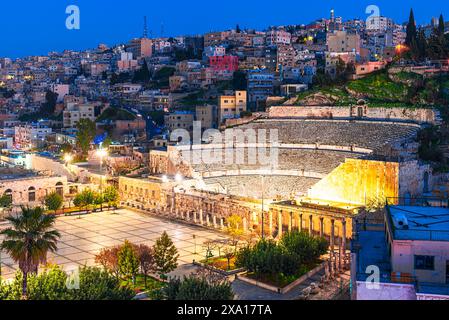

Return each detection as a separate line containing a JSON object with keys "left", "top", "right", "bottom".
{"left": 388, "top": 205, "right": 449, "bottom": 241}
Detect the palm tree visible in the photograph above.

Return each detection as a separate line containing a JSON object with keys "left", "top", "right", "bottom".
{"left": 0, "top": 206, "right": 60, "bottom": 298}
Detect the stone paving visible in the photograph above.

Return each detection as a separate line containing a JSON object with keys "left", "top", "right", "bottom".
{"left": 0, "top": 209, "right": 229, "bottom": 280}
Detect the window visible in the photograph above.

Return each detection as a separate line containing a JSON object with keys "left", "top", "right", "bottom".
{"left": 415, "top": 255, "right": 435, "bottom": 270}
{"left": 28, "top": 187, "right": 36, "bottom": 202}
{"left": 4, "top": 189, "right": 12, "bottom": 202}
{"left": 56, "top": 182, "right": 64, "bottom": 197}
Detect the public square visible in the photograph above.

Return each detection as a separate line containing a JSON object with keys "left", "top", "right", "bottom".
{"left": 0, "top": 209, "right": 229, "bottom": 280}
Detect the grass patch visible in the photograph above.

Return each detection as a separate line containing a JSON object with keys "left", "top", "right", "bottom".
{"left": 121, "top": 274, "right": 165, "bottom": 297}
{"left": 245, "top": 260, "right": 320, "bottom": 288}
{"left": 347, "top": 72, "right": 409, "bottom": 101}
{"left": 201, "top": 256, "right": 238, "bottom": 271}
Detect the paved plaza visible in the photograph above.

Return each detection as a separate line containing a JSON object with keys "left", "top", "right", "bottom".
{"left": 0, "top": 209, "right": 229, "bottom": 280}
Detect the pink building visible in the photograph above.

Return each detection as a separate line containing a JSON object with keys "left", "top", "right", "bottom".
{"left": 209, "top": 55, "right": 239, "bottom": 73}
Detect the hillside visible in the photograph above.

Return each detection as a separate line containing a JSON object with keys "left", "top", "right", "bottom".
{"left": 293, "top": 69, "right": 449, "bottom": 108}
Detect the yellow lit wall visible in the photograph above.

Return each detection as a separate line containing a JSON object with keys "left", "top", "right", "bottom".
{"left": 306, "top": 159, "right": 399, "bottom": 207}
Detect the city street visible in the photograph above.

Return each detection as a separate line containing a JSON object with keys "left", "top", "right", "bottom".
{"left": 0, "top": 209, "right": 229, "bottom": 280}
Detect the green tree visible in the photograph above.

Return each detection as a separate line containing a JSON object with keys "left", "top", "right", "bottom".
{"left": 227, "top": 215, "right": 243, "bottom": 238}
{"left": 133, "top": 62, "right": 151, "bottom": 83}
{"left": 163, "top": 275, "right": 234, "bottom": 300}
{"left": 103, "top": 185, "right": 119, "bottom": 208}
{"left": 44, "top": 192, "right": 63, "bottom": 214}
{"left": 136, "top": 244, "right": 156, "bottom": 288}
{"left": 40, "top": 90, "right": 58, "bottom": 116}
{"left": 72, "top": 266, "right": 135, "bottom": 300}
{"left": 405, "top": 9, "right": 417, "bottom": 48}
{"left": 118, "top": 240, "right": 139, "bottom": 284}
{"left": 76, "top": 118, "right": 96, "bottom": 156}
{"left": 73, "top": 189, "right": 95, "bottom": 211}
{"left": 279, "top": 231, "right": 328, "bottom": 265}
{"left": 0, "top": 194, "right": 12, "bottom": 208}
{"left": 153, "top": 231, "right": 179, "bottom": 277}
{"left": 0, "top": 207, "right": 60, "bottom": 298}
{"left": 93, "top": 192, "right": 104, "bottom": 211}
{"left": 0, "top": 265, "right": 134, "bottom": 300}
{"left": 438, "top": 14, "right": 446, "bottom": 36}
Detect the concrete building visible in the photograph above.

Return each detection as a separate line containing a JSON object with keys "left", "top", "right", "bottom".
{"left": 50, "top": 83, "right": 70, "bottom": 102}
{"left": 247, "top": 70, "right": 275, "bottom": 105}
{"left": 14, "top": 123, "right": 52, "bottom": 150}
{"left": 128, "top": 38, "right": 153, "bottom": 58}
{"left": 0, "top": 167, "right": 69, "bottom": 208}
{"left": 327, "top": 30, "right": 361, "bottom": 53}
{"left": 366, "top": 16, "right": 394, "bottom": 31}
{"left": 117, "top": 52, "right": 138, "bottom": 71}
{"left": 352, "top": 201, "right": 449, "bottom": 300}
{"left": 164, "top": 111, "right": 195, "bottom": 133}
{"left": 218, "top": 91, "right": 247, "bottom": 123}
{"left": 63, "top": 103, "right": 96, "bottom": 128}
{"left": 266, "top": 29, "right": 292, "bottom": 46}
{"left": 195, "top": 105, "right": 217, "bottom": 129}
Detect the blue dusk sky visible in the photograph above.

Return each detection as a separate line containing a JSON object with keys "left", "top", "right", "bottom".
{"left": 1, "top": 0, "right": 448, "bottom": 58}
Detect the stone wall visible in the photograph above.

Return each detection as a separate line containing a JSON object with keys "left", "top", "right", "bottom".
{"left": 0, "top": 175, "right": 68, "bottom": 206}
{"left": 399, "top": 160, "right": 433, "bottom": 198}
{"left": 30, "top": 154, "right": 76, "bottom": 181}
{"left": 307, "top": 159, "right": 400, "bottom": 207}
{"left": 268, "top": 106, "right": 438, "bottom": 124}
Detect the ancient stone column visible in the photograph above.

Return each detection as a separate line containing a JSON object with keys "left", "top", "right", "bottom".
{"left": 243, "top": 217, "right": 248, "bottom": 234}
{"left": 288, "top": 212, "right": 292, "bottom": 232}
{"left": 199, "top": 209, "right": 204, "bottom": 225}
{"left": 213, "top": 215, "right": 217, "bottom": 228}
{"left": 277, "top": 211, "right": 283, "bottom": 239}
{"left": 186, "top": 211, "right": 190, "bottom": 221}
{"left": 206, "top": 214, "right": 210, "bottom": 227}
{"left": 269, "top": 211, "right": 273, "bottom": 237}
{"left": 220, "top": 218, "right": 225, "bottom": 230}
{"left": 330, "top": 219, "right": 335, "bottom": 264}
{"left": 299, "top": 214, "right": 303, "bottom": 232}
{"left": 171, "top": 196, "right": 175, "bottom": 214}
{"left": 309, "top": 215, "right": 313, "bottom": 236}
{"left": 341, "top": 219, "right": 347, "bottom": 269}
{"left": 320, "top": 217, "right": 324, "bottom": 237}
{"left": 193, "top": 211, "right": 197, "bottom": 223}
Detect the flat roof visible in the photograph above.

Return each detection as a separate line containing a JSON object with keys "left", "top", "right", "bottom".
{"left": 388, "top": 205, "right": 449, "bottom": 241}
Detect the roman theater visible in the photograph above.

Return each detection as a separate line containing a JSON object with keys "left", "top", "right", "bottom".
{"left": 119, "top": 106, "right": 439, "bottom": 250}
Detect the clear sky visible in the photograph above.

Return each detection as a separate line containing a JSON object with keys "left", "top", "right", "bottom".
{"left": 1, "top": 0, "right": 448, "bottom": 58}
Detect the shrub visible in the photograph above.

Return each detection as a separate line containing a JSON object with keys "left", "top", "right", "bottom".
{"left": 236, "top": 232, "right": 328, "bottom": 278}
{"left": 163, "top": 275, "right": 234, "bottom": 300}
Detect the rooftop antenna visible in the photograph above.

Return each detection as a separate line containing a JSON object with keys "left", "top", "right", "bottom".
{"left": 143, "top": 16, "right": 148, "bottom": 38}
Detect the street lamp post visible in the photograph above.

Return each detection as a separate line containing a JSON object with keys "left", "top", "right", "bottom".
{"left": 96, "top": 148, "right": 108, "bottom": 212}
{"left": 261, "top": 175, "right": 265, "bottom": 239}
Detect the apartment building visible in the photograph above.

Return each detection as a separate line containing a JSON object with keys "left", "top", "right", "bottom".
{"left": 128, "top": 38, "right": 153, "bottom": 58}
{"left": 196, "top": 105, "right": 217, "bottom": 129}
{"left": 164, "top": 111, "right": 195, "bottom": 133}
{"left": 218, "top": 90, "right": 247, "bottom": 123}
{"left": 327, "top": 30, "right": 361, "bottom": 53}
{"left": 63, "top": 103, "right": 96, "bottom": 128}
{"left": 266, "top": 29, "right": 292, "bottom": 46}
{"left": 14, "top": 123, "right": 52, "bottom": 149}
{"left": 247, "top": 70, "right": 275, "bottom": 104}
{"left": 352, "top": 201, "right": 449, "bottom": 300}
